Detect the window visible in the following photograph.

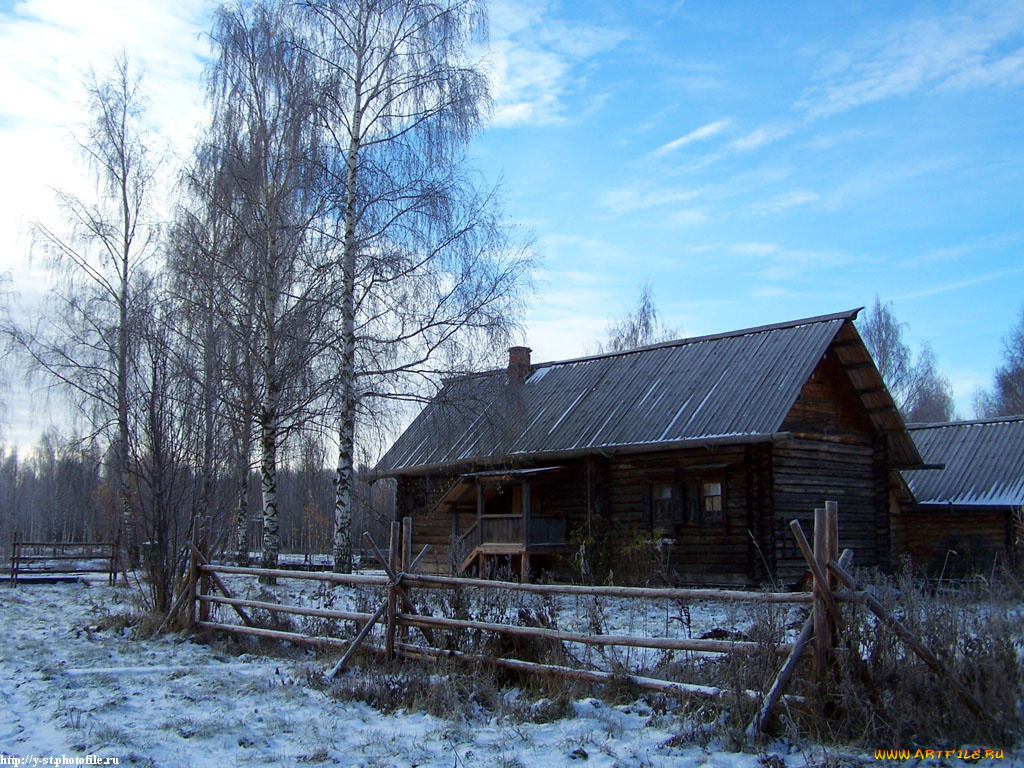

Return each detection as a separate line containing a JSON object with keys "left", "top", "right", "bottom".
{"left": 643, "top": 482, "right": 685, "bottom": 530}
{"left": 701, "top": 481, "right": 724, "bottom": 523}
{"left": 653, "top": 484, "right": 673, "bottom": 527}
{"left": 643, "top": 476, "right": 725, "bottom": 530}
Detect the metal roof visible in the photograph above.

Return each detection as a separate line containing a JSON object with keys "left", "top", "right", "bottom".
{"left": 374, "top": 309, "right": 920, "bottom": 476}
{"left": 903, "top": 417, "right": 1024, "bottom": 506}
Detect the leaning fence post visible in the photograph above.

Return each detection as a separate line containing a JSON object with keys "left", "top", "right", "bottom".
{"left": 385, "top": 521, "right": 400, "bottom": 662}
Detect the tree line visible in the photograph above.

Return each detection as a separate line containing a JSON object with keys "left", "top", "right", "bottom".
{"left": 2, "top": 0, "right": 531, "bottom": 611}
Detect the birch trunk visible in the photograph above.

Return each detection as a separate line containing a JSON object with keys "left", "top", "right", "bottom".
{"left": 236, "top": 469, "right": 250, "bottom": 567}
{"left": 332, "top": 13, "right": 364, "bottom": 575}
{"left": 259, "top": 397, "right": 280, "bottom": 582}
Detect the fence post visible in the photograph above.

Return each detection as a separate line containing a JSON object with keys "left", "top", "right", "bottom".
{"left": 401, "top": 517, "right": 412, "bottom": 642}
{"left": 10, "top": 530, "right": 18, "bottom": 588}
{"left": 110, "top": 531, "right": 120, "bottom": 586}
{"left": 402, "top": 517, "right": 413, "bottom": 573}
{"left": 186, "top": 521, "right": 200, "bottom": 628}
{"left": 198, "top": 518, "right": 212, "bottom": 624}
{"left": 825, "top": 501, "right": 839, "bottom": 642}
{"left": 385, "top": 521, "right": 400, "bottom": 662}
{"left": 812, "top": 506, "right": 829, "bottom": 681}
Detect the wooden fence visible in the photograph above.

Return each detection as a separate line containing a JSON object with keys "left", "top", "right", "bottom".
{"left": 188, "top": 502, "right": 984, "bottom": 736}
{"left": 6, "top": 534, "right": 121, "bottom": 587}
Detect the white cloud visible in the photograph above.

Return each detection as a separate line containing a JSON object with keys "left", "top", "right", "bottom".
{"left": 750, "top": 190, "right": 820, "bottom": 216}
{"left": 729, "top": 124, "right": 792, "bottom": 152}
{"left": 484, "top": 0, "right": 627, "bottom": 127}
{"left": 799, "top": 0, "right": 1024, "bottom": 118}
{"left": 599, "top": 184, "right": 700, "bottom": 214}
{"left": 0, "top": 0, "right": 211, "bottom": 448}
{"left": 667, "top": 208, "right": 708, "bottom": 227}
{"left": 755, "top": 247, "right": 856, "bottom": 283}
{"left": 893, "top": 266, "right": 1024, "bottom": 301}
{"left": 731, "top": 242, "right": 780, "bottom": 257}
{"left": 652, "top": 118, "right": 731, "bottom": 156}
{"left": 536, "top": 233, "right": 625, "bottom": 264}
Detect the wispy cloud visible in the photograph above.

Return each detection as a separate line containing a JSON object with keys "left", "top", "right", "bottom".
{"left": 731, "top": 242, "right": 780, "bottom": 257}
{"left": 485, "top": 0, "right": 628, "bottom": 127}
{"left": 652, "top": 118, "right": 731, "bottom": 156}
{"left": 893, "top": 266, "right": 1024, "bottom": 301}
{"left": 750, "top": 190, "right": 820, "bottom": 216}
{"left": 599, "top": 184, "right": 701, "bottom": 214}
{"left": 799, "top": 0, "right": 1024, "bottom": 118}
{"left": 729, "top": 124, "right": 792, "bottom": 152}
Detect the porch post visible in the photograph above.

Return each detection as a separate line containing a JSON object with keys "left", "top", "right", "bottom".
{"left": 476, "top": 482, "right": 484, "bottom": 535}
{"left": 522, "top": 481, "right": 531, "bottom": 546}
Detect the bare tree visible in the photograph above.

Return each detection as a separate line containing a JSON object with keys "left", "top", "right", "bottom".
{"left": 593, "top": 282, "right": 678, "bottom": 353}
{"left": 171, "top": 140, "right": 255, "bottom": 566}
{"left": 206, "top": 2, "right": 337, "bottom": 579}
{"left": 296, "top": 0, "right": 531, "bottom": 572}
{"left": 976, "top": 307, "right": 1024, "bottom": 417}
{"left": 858, "top": 297, "right": 955, "bottom": 423}
{"left": 5, "top": 54, "right": 158, "bottom": 565}
{"left": 130, "top": 277, "right": 202, "bottom": 611}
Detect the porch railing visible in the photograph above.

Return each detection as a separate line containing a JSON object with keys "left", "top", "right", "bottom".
{"left": 459, "top": 515, "right": 567, "bottom": 549}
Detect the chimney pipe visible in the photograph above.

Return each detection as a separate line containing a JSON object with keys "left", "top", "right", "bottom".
{"left": 508, "top": 346, "right": 532, "bottom": 385}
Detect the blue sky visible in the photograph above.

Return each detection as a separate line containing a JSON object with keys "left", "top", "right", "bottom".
{"left": 1, "top": 0, "right": 1022, "bottom": 449}
{"left": 471, "top": 0, "right": 1024, "bottom": 411}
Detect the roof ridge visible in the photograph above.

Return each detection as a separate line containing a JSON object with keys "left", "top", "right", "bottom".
{"left": 907, "top": 415, "right": 1024, "bottom": 430}
{"left": 440, "top": 308, "right": 863, "bottom": 385}
{"left": 526, "top": 307, "right": 862, "bottom": 370}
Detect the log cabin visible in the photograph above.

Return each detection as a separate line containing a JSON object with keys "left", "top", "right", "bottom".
{"left": 897, "top": 417, "right": 1024, "bottom": 577}
{"left": 369, "top": 309, "right": 925, "bottom": 586}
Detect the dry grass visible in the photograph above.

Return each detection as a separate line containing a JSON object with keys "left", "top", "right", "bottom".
{"left": 789, "top": 567, "right": 1024, "bottom": 749}
{"left": 196, "top": 563, "right": 1024, "bottom": 752}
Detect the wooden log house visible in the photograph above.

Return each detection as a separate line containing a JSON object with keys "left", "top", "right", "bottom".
{"left": 897, "top": 416, "right": 1024, "bottom": 576}
{"left": 369, "top": 310, "right": 926, "bottom": 585}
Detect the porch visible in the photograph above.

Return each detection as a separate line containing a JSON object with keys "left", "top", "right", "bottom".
{"left": 432, "top": 467, "right": 570, "bottom": 580}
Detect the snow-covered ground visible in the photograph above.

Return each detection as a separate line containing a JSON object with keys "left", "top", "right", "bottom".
{"left": 1, "top": 577, "right": 1019, "bottom": 767}
{"left": 0, "top": 578, "right": 799, "bottom": 767}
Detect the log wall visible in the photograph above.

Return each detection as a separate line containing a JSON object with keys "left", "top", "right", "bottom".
{"left": 774, "top": 349, "right": 891, "bottom": 582}
{"left": 600, "top": 445, "right": 772, "bottom": 586}
{"left": 901, "top": 505, "right": 1013, "bottom": 577}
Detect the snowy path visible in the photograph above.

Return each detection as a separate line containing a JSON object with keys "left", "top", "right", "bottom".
{"left": 0, "top": 581, "right": 779, "bottom": 767}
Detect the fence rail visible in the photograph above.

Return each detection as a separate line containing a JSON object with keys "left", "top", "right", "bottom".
{"left": 6, "top": 535, "right": 121, "bottom": 587}
{"left": 188, "top": 501, "right": 986, "bottom": 737}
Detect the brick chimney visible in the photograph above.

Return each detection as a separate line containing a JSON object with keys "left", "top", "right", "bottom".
{"left": 508, "top": 346, "right": 532, "bottom": 385}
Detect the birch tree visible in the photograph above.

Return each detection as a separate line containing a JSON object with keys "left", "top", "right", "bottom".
{"left": 299, "top": 0, "right": 531, "bottom": 572}
{"left": 593, "top": 283, "right": 677, "bottom": 353}
{"left": 859, "top": 296, "right": 955, "bottom": 423}
{"left": 172, "top": 142, "right": 254, "bottom": 565}
{"left": 206, "top": 2, "right": 336, "bottom": 578}
{"left": 976, "top": 307, "right": 1024, "bottom": 417}
{"left": 6, "top": 55, "right": 157, "bottom": 565}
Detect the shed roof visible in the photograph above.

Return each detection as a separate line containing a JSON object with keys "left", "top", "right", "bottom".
{"left": 374, "top": 309, "right": 921, "bottom": 477}
{"left": 903, "top": 417, "right": 1024, "bottom": 506}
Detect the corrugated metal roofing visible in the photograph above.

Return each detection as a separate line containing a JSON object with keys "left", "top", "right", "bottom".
{"left": 903, "top": 417, "right": 1024, "bottom": 506}
{"left": 375, "top": 310, "right": 877, "bottom": 476}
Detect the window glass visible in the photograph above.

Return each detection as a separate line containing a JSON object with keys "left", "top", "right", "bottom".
{"left": 702, "top": 481, "right": 723, "bottom": 521}
{"left": 653, "top": 483, "right": 674, "bottom": 527}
